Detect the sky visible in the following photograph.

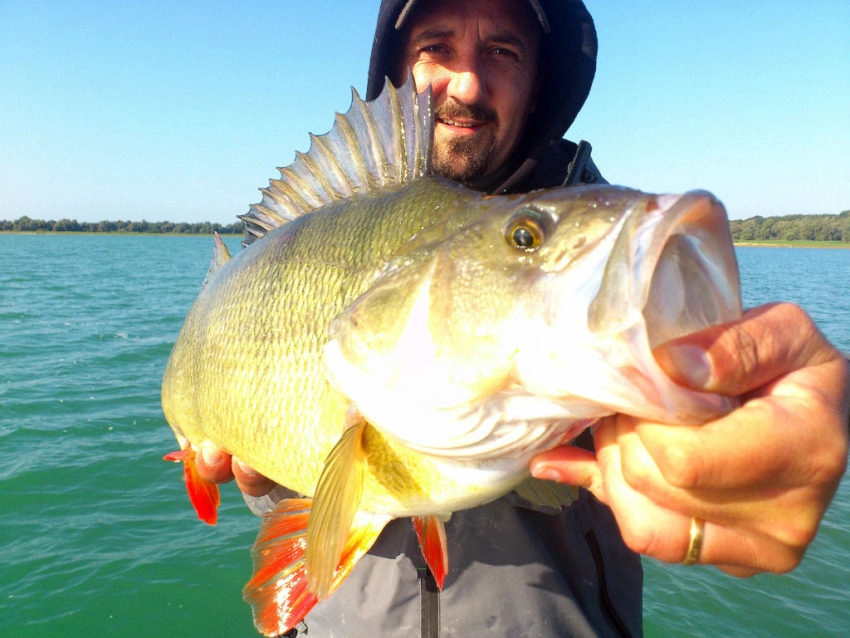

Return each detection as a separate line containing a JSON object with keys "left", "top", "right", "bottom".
{"left": 1, "top": 0, "right": 848, "bottom": 224}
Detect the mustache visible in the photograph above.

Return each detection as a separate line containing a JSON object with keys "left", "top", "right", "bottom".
{"left": 435, "top": 101, "right": 496, "bottom": 124}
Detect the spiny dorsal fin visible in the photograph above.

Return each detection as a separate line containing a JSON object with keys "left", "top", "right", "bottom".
{"left": 239, "top": 73, "right": 433, "bottom": 246}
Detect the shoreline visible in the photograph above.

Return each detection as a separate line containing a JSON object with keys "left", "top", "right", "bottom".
{"left": 0, "top": 231, "right": 243, "bottom": 237}
{"left": 3, "top": 231, "right": 849, "bottom": 249}
{"left": 734, "top": 241, "right": 850, "bottom": 249}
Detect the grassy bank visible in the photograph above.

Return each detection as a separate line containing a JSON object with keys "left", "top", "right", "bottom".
{"left": 734, "top": 239, "right": 850, "bottom": 249}
{"left": 0, "top": 231, "right": 243, "bottom": 237}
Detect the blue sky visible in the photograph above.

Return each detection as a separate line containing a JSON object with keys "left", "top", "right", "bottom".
{"left": 1, "top": 0, "right": 848, "bottom": 223}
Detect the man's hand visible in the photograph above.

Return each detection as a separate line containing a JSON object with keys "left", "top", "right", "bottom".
{"left": 531, "top": 302, "right": 849, "bottom": 576}
{"left": 194, "top": 442, "right": 277, "bottom": 497}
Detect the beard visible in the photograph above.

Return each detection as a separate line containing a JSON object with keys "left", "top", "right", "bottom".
{"left": 431, "top": 102, "right": 498, "bottom": 184}
{"left": 431, "top": 132, "right": 497, "bottom": 184}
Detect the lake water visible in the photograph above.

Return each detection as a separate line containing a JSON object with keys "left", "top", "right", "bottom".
{"left": 1, "top": 235, "right": 848, "bottom": 637}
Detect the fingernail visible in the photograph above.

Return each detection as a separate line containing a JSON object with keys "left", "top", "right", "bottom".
{"left": 234, "top": 458, "right": 259, "bottom": 478}
{"left": 200, "top": 442, "right": 224, "bottom": 467}
{"left": 530, "top": 464, "right": 564, "bottom": 483}
{"left": 657, "top": 343, "right": 712, "bottom": 388}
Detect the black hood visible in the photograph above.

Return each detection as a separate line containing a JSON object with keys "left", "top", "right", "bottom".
{"left": 365, "top": 0, "right": 598, "bottom": 192}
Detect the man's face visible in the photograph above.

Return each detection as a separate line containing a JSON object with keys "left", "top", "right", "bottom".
{"left": 397, "top": 0, "right": 541, "bottom": 184}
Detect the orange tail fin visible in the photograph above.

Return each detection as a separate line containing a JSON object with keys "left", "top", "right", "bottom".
{"left": 412, "top": 515, "right": 448, "bottom": 589}
{"left": 164, "top": 447, "right": 220, "bottom": 525}
{"left": 243, "top": 498, "right": 390, "bottom": 637}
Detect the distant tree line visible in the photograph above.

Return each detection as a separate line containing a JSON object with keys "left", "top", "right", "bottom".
{"left": 730, "top": 211, "right": 850, "bottom": 242}
{"left": 0, "top": 216, "right": 244, "bottom": 234}
{"left": 4, "top": 211, "right": 850, "bottom": 242}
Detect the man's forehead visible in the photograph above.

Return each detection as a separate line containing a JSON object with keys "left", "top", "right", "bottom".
{"left": 407, "top": 21, "right": 535, "bottom": 53}
{"left": 396, "top": 0, "right": 550, "bottom": 36}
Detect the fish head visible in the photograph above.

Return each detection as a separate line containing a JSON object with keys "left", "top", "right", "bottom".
{"left": 512, "top": 185, "right": 742, "bottom": 422}
{"left": 324, "top": 184, "right": 742, "bottom": 460}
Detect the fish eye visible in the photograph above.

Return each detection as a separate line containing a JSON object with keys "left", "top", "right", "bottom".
{"left": 505, "top": 209, "right": 549, "bottom": 251}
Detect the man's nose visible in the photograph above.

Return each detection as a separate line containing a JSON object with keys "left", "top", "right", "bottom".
{"left": 447, "top": 66, "right": 486, "bottom": 105}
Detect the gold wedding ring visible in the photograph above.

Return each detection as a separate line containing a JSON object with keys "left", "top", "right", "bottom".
{"left": 682, "top": 517, "right": 705, "bottom": 565}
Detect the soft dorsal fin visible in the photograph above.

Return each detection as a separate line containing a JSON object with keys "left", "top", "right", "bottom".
{"left": 200, "top": 231, "right": 232, "bottom": 289}
{"left": 239, "top": 73, "right": 433, "bottom": 246}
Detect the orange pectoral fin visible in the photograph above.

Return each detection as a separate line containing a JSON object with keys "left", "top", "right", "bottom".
{"left": 164, "top": 447, "right": 220, "bottom": 525}
{"left": 243, "top": 498, "right": 390, "bottom": 637}
{"left": 412, "top": 515, "right": 449, "bottom": 590}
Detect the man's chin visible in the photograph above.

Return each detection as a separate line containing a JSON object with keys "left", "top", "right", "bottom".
{"left": 432, "top": 140, "right": 494, "bottom": 184}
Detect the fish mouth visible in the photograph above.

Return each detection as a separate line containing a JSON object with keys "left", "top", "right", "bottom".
{"left": 643, "top": 193, "right": 742, "bottom": 348}
{"left": 589, "top": 190, "right": 742, "bottom": 349}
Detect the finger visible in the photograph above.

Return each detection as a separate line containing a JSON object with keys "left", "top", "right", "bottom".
{"left": 536, "top": 423, "right": 706, "bottom": 564}
{"left": 195, "top": 442, "right": 236, "bottom": 483}
{"left": 533, "top": 421, "right": 704, "bottom": 562}
{"left": 635, "top": 334, "right": 848, "bottom": 494}
{"left": 688, "top": 521, "right": 806, "bottom": 574}
{"left": 595, "top": 423, "right": 808, "bottom": 572}
{"left": 625, "top": 410, "right": 796, "bottom": 493}
{"left": 232, "top": 457, "right": 277, "bottom": 497}
{"left": 529, "top": 444, "right": 605, "bottom": 501}
{"left": 632, "top": 384, "right": 847, "bottom": 495}
{"left": 617, "top": 410, "right": 828, "bottom": 533}
{"left": 653, "top": 302, "right": 840, "bottom": 395}
{"left": 613, "top": 413, "right": 830, "bottom": 563}
{"left": 592, "top": 421, "right": 697, "bottom": 562}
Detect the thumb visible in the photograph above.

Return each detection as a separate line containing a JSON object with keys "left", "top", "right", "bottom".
{"left": 653, "top": 302, "right": 833, "bottom": 395}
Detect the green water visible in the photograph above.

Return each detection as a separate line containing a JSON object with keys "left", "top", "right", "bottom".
{"left": 1, "top": 236, "right": 848, "bottom": 636}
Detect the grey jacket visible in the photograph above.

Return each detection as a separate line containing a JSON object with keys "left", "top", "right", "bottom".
{"left": 299, "top": 492, "right": 642, "bottom": 637}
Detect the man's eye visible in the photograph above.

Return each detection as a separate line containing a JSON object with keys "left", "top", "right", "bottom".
{"left": 420, "top": 44, "right": 446, "bottom": 55}
{"left": 491, "top": 47, "right": 519, "bottom": 60}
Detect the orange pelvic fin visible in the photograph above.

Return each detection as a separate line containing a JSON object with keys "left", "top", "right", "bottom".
{"left": 163, "top": 447, "right": 220, "bottom": 525}
{"left": 243, "top": 497, "right": 390, "bottom": 637}
{"left": 412, "top": 515, "right": 449, "bottom": 589}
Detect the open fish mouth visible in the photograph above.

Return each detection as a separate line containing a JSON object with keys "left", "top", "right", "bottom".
{"left": 555, "top": 190, "right": 741, "bottom": 423}
{"left": 562, "top": 189, "right": 743, "bottom": 422}
{"left": 641, "top": 192, "right": 742, "bottom": 349}
{"left": 587, "top": 189, "right": 741, "bottom": 348}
